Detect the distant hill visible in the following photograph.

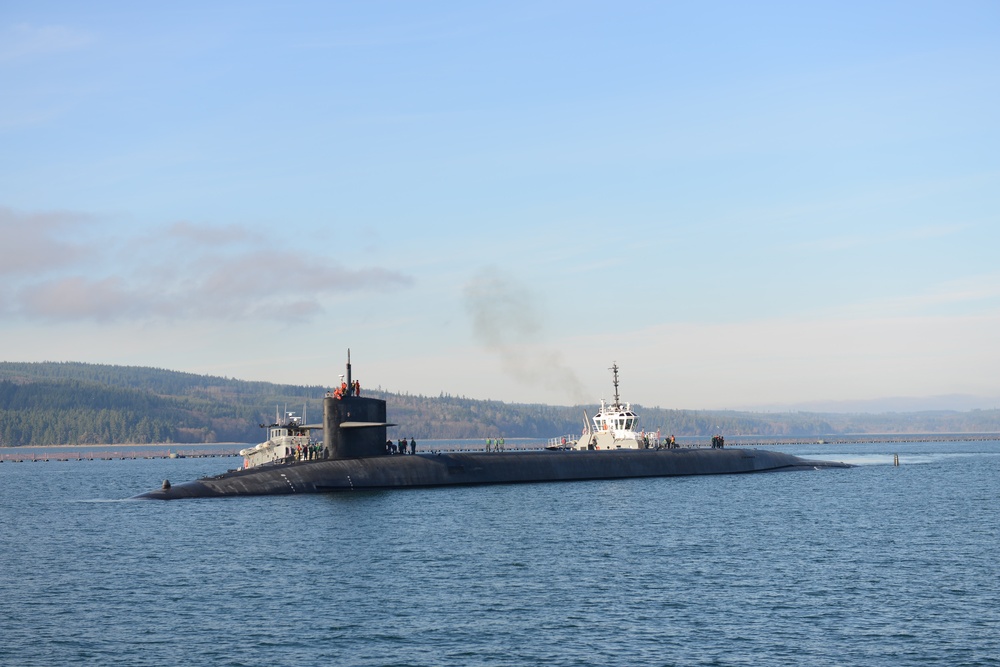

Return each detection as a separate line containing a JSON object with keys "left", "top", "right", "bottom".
{"left": 2, "top": 361, "right": 999, "bottom": 446}
{"left": 741, "top": 394, "right": 1000, "bottom": 413}
{"left": 0, "top": 361, "right": 580, "bottom": 446}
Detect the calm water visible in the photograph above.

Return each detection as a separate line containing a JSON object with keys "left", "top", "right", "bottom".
{"left": 2, "top": 440, "right": 998, "bottom": 666}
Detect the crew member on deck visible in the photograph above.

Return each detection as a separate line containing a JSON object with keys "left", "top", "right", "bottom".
{"left": 409, "top": 437, "right": 416, "bottom": 455}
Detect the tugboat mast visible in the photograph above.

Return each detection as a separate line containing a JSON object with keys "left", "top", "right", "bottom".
{"left": 610, "top": 362, "right": 621, "bottom": 410}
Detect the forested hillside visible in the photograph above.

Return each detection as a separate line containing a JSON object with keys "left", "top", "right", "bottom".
{"left": 0, "top": 362, "right": 328, "bottom": 446}
{"left": 2, "top": 361, "right": 999, "bottom": 446}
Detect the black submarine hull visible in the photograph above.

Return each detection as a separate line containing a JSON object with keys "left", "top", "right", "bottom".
{"left": 134, "top": 448, "right": 849, "bottom": 500}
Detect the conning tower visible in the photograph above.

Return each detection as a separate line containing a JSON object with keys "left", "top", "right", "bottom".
{"left": 322, "top": 350, "right": 393, "bottom": 459}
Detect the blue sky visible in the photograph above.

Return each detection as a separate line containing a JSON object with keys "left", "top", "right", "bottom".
{"left": 2, "top": 1, "right": 999, "bottom": 410}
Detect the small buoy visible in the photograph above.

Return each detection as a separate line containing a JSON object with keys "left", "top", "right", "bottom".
{"left": 893, "top": 454, "right": 899, "bottom": 466}
{"left": 162, "top": 479, "right": 171, "bottom": 489}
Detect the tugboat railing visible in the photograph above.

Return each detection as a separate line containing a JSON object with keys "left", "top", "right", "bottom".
{"left": 547, "top": 435, "right": 577, "bottom": 448}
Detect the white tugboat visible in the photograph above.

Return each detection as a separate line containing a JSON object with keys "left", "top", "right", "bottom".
{"left": 240, "top": 410, "right": 313, "bottom": 469}
{"left": 549, "top": 363, "right": 655, "bottom": 451}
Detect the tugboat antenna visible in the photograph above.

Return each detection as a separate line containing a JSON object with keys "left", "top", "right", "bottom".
{"left": 610, "top": 362, "right": 621, "bottom": 409}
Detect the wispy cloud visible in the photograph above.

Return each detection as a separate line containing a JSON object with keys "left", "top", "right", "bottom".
{"left": 1, "top": 206, "right": 412, "bottom": 323}
{"left": 791, "top": 223, "right": 968, "bottom": 253}
{"left": 0, "top": 23, "right": 95, "bottom": 63}
{"left": 832, "top": 272, "right": 1000, "bottom": 318}
{"left": 292, "top": 6, "right": 545, "bottom": 50}
{"left": 163, "top": 220, "right": 259, "bottom": 245}
{"left": 18, "top": 276, "right": 145, "bottom": 322}
{"left": 0, "top": 207, "right": 95, "bottom": 275}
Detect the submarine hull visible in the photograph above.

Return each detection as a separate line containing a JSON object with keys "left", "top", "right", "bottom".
{"left": 134, "top": 448, "right": 849, "bottom": 500}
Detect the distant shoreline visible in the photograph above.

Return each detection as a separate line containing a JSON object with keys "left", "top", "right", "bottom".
{"left": 4, "top": 433, "right": 1000, "bottom": 451}
{"left": 731, "top": 434, "right": 1000, "bottom": 445}
{"left": 0, "top": 442, "right": 247, "bottom": 449}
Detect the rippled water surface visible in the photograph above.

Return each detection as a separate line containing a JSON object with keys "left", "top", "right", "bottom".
{"left": 2, "top": 440, "right": 999, "bottom": 666}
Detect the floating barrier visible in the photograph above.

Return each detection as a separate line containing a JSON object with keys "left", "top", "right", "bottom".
{"left": 726, "top": 435, "right": 1000, "bottom": 446}
{"left": 3, "top": 433, "right": 1000, "bottom": 463}
{"left": 0, "top": 449, "right": 241, "bottom": 463}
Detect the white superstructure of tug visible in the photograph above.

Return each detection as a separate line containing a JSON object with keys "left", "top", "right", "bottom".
{"left": 239, "top": 411, "right": 311, "bottom": 469}
{"left": 549, "top": 363, "right": 653, "bottom": 451}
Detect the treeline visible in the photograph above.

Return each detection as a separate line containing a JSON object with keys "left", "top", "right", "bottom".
{"left": 2, "top": 361, "right": 1000, "bottom": 446}
{"left": 0, "top": 378, "right": 264, "bottom": 445}
{"left": 637, "top": 408, "right": 1000, "bottom": 438}
{"left": 0, "top": 362, "right": 330, "bottom": 446}
{"left": 385, "top": 393, "right": 578, "bottom": 439}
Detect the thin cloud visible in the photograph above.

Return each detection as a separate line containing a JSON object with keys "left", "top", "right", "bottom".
{"left": 0, "top": 206, "right": 94, "bottom": 275}
{"left": 2, "top": 208, "right": 413, "bottom": 323}
{"left": 163, "top": 220, "right": 261, "bottom": 245}
{"left": 294, "top": 7, "right": 504, "bottom": 50}
{"left": 12, "top": 250, "right": 412, "bottom": 323}
{"left": 792, "top": 223, "right": 968, "bottom": 253}
{"left": 0, "top": 23, "right": 95, "bottom": 63}
{"left": 18, "top": 276, "right": 146, "bottom": 322}
{"left": 832, "top": 272, "right": 1000, "bottom": 318}
{"left": 180, "top": 251, "right": 412, "bottom": 320}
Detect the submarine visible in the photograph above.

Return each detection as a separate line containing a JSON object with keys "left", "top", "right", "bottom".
{"left": 134, "top": 354, "right": 849, "bottom": 500}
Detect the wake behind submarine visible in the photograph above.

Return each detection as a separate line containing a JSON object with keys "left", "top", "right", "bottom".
{"left": 134, "top": 355, "right": 849, "bottom": 500}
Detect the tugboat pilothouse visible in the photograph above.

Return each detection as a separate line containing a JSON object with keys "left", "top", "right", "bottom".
{"left": 550, "top": 363, "right": 652, "bottom": 451}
